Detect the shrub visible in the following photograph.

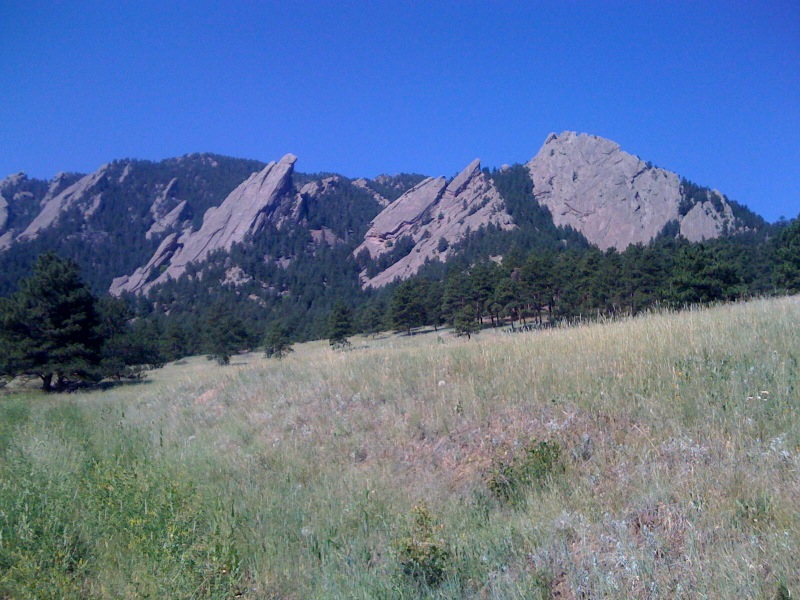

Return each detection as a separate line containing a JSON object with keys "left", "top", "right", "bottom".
{"left": 486, "top": 440, "right": 564, "bottom": 505}
{"left": 395, "top": 503, "right": 451, "bottom": 588}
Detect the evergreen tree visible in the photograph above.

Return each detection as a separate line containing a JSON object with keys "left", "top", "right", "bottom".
{"left": 773, "top": 216, "right": 800, "bottom": 293}
{"left": 422, "top": 280, "right": 445, "bottom": 330}
{"left": 453, "top": 305, "right": 479, "bottom": 339}
{"left": 160, "top": 318, "right": 193, "bottom": 361}
{"left": 96, "top": 296, "right": 166, "bottom": 378}
{"left": 264, "top": 322, "right": 293, "bottom": 359}
{"left": 390, "top": 280, "right": 427, "bottom": 335}
{"left": 442, "top": 271, "right": 475, "bottom": 326}
{"left": 0, "top": 253, "right": 102, "bottom": 391}
{"left": 205, "top": 303, "right": 246, "bottom": 365}
{"left": 357, "top": 297, "right": 388, "bottom": 338}
{"left": 328, "top": 302, "right": 353, "bottom": 349}
{"left": 491, "top": 277, "right": 520, "bottom": 326}
{"left": 668, "top": 243, "right": 743, "bottom": 305}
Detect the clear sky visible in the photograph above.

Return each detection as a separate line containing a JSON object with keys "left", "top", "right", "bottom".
{"left": 1, "top": 1, "right": 798, "bottom": 222}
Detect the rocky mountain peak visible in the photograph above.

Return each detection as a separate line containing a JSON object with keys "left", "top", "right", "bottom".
{"left": 526, "top": 132, "right": 739, "bottom": 249}
{"left": 354, "top": 159, "right": 514, "bottom": 288}
{"left": 1, "top": 172, "right": 28, "bottom": 188}
{"left": 111, "top": 153, "right": 297, "bottom": 295}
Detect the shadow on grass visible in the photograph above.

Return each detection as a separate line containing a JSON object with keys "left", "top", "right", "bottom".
{"left": 92, "top": 378, "right": 153, "bottom": 392}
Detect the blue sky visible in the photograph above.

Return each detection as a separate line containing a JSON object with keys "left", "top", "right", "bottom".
{"left": 1, "top": 1, "right": 798, "bottom": 221}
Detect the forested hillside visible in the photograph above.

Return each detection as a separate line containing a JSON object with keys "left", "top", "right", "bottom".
{"left": 1, "top": 136, "right": 797, "bottom": 370}
{"left": 0, "top": 154, "right": 268, "bottom": 296}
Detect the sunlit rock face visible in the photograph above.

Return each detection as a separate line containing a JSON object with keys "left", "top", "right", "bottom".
{"left": 355, "top": 159, "right": 514, "bottom": 288}
{"left": 526, "top": 132, "right": 739, "bottom": 250}
{"left": 111, "top": 154, "right": 297, "bottom": 295}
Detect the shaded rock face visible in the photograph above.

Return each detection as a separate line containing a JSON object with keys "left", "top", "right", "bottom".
{"left": 355, "top": 159, "right": 514, "bottom": 288}
{"left": 0, "top": 171, "right": 82, "bottom": 249}
{"left": 526, "top": 132, "right": 739, "bottom": 249}
{"left": 0, "top": 173, "right": 28, "bottom": 234}
{"left": 18, "top": 166, "right": 110, "bottom": 241}
{"left": 680, "top": 197, "right": 736, "bottom": 240}
{"left": 111, "top": 154, "right": 297, "bottom": 295}
{"left": 146, "top": 200, "right": 188, "bottom": 240}
{"left": 0, "top": 194, "right": 8, "bottom": 233}
{"left": 145, "top": 177, "right": 189, "bottom": 240}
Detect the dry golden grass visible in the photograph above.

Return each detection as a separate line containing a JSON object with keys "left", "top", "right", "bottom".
{"left": 2, "top": 296, "right": 798, "bottom": 598}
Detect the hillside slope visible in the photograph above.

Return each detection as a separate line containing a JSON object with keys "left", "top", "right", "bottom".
{"left": 2, "top": 297, "right": 796, "bottom": 597}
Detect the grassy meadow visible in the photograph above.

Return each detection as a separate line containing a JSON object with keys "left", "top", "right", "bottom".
{"left": 1, "top": 297, "right": 798, "bottom": 598}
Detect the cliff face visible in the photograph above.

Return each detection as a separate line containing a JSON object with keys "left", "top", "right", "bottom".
{"left": 0, "top": 132, "right": 763, "bottom": 298}
{"left": 0, "top": 171, "right": 81, "bottom": 249}
{"left": 0, "top": 193, "right": 8, "bottom": 234}
{"left": 526, "top": 132, "right": 740, "bottom": 250}
{"left": 18, "top": 166, "right": 110, "bottom": 242}
{"left": 111, "top": 154, "right": 297, "bottom": 295}
{"left": 354, "top": 159, "right": 514, "bottom": 288}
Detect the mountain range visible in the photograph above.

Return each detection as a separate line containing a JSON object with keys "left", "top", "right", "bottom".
{"left": 0, "top": 132, "right": 765, "bottom": 301}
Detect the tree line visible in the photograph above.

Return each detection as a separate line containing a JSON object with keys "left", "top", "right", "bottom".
{"left": 0, "top": 253, "right": 165, "bottom": 391}
{"left": 2, "top": 213, "right": 798, "bottom": 389}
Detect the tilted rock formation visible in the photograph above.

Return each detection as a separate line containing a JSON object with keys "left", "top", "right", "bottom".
{"left": 148, "top": 178, "right": 179, "bottom": 221}
{"left": 18, "top": 166, "right": 109, "bottom": 241}
{"left": 144, "top": 178, "right": 189, "bottom": 239}
{"left": 0, "top": 171, "right": 80, "bottom": 249}
{"left": 355, "top": 159, "right": 514, "bottom": 288}
{"left": 526, "top": 132, "right": 739, "bottom": 249}
{"left": 351, "top": 178, "right": 391, "bottom": 206}
{"left": 680, "top": 196, "right": 737, "bottom": 240}
{"left": 146, "top": 200, "right": 189, "bottom": 240}
{"left": 111, "top": 154, "right": 297, "bottom": 295}
{"left": 0, "top": 194, "right": 8, "bottom": 234}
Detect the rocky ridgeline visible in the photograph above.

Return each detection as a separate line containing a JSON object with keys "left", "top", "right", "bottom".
{"left": 527, "top": 132, "right": 739, "bottom": 250}
{"left": 111, "top": 154, "right": 297, "bottom": 295}
{"left": 1, "top": 132, "right": 752, "bottom": 294}
{"left": 354, "top": 159, "right": 514, "bottom": 288}
{"left": 0, "top": 171, "right": 81, "bottom": 250}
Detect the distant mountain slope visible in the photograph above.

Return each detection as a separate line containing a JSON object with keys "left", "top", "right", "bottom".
{"left": 112, "top": 154, "right": 298, "bottom": 295}
{"left": 0, "top": 154, "right": 267, "bottom": 295}
{"left": 0, "top": 132, "right": 768, "bottom": 298}
{"left": 0, "top": 171, "right": 82, "bottom": 249}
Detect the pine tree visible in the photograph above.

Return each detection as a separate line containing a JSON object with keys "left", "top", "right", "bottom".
{"left": 264, "top": 323, "right": 293, "bottom": 359}
{"left": 328, "top": 302, "right": 353, "bottom": 349}
{"left": 390, "top": 280, "right": 427, "bottom": 335}
{"left": 205, "top": 303, "right": 246, "bottom": 365}
{"left": 0, "top": 252, "right": 103, "bottom": 391}
{"left": 357, "top": 298, "right": 387, "bottom": 338}
{"left": 96, "top": 297, "right": 166, "bottom": 378}
{"left": 453, "top": 305, "right": 479, "bottom": 340}
{"left": 773, "top": 216, "right": 800, "bottom": 293}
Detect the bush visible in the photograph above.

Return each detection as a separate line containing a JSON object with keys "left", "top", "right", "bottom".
{"left": 486, "top": 440, "right": 564, "bottom": 506}
{"left": 395, "top": 503, "right": 451, "bottom": 588}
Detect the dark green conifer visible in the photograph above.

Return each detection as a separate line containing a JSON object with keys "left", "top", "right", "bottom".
{"left": 0, "top": 252, "right": 102, "bottom": 390}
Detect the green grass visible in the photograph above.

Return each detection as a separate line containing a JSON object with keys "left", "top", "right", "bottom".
{"left": 1, "top": 296, "right": 798, "bottom": 598}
